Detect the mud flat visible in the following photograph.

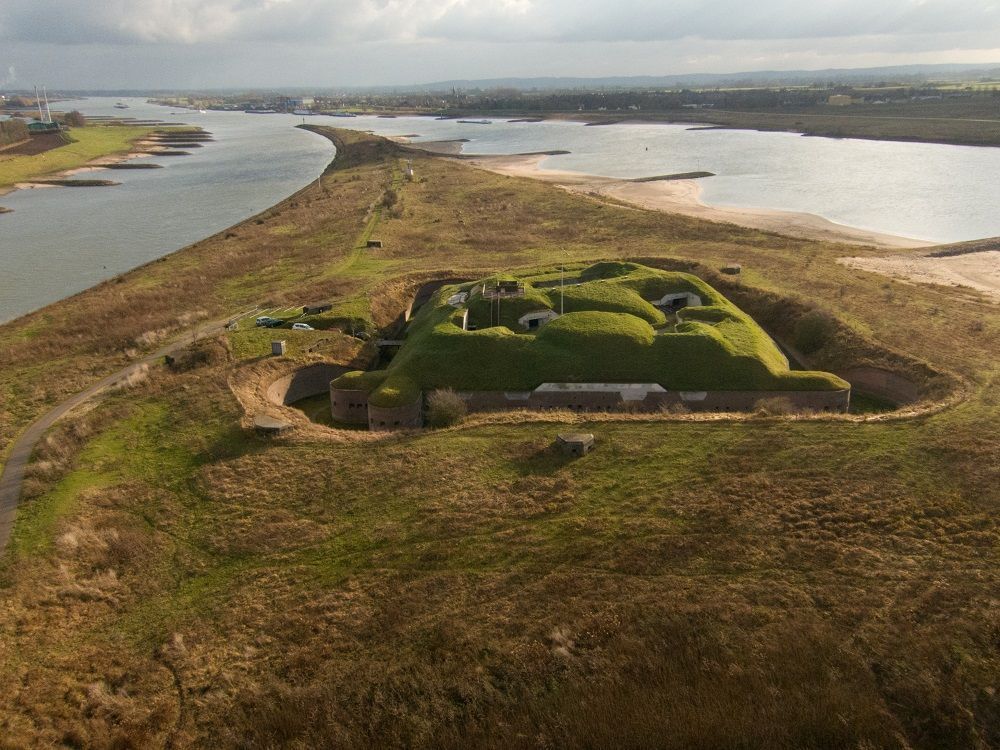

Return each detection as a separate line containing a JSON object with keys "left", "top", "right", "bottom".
{"left": 22, "top": 178, "right": 120, "bottom": 188}
{"left": 103, "top": 162, "right": 163, "bottom": 170}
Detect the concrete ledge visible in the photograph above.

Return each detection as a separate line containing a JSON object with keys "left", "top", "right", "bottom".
{"left": 254, "top": 414, "right": 293, "bottom": 435}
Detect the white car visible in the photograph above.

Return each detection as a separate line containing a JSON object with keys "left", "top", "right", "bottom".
{"left": 291, "top": 323, "right": 315, "bottom": 331}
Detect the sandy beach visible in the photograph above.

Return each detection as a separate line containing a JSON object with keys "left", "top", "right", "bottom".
{"left": 840, "top": 251, "right": 1000, "bottom": 302}
{"left": 432, "top": 149, "right": 1000, "bottom": 300}
{"left": 463, "top": 153, "right": 929, "bottom": 249}
{"left": 413, "top": 148, "right": 1000, "bottom": 301}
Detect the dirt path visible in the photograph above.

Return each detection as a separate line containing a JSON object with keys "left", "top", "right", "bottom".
{"left": 0, "top": 315, "right": 240, "bottom": 553}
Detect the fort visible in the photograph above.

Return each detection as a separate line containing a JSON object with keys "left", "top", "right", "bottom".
{"left": 329, "top": 261, "right": 850, "bottom": 430}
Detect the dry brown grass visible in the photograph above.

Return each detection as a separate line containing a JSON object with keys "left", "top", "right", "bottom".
{"left": 0, "top": 128, "right": 998, "bottom": 749}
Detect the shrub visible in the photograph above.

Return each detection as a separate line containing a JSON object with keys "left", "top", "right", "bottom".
{"left": 165, "top": 337, "right": 230, "bottom": 372}
{"left": 426, "top": 388, "right": 467, "bottom": 428}
{"left": 64, "top": 110, "right": 86, "bottom": 127}
{"left": 0, "top": 117, "right": 28, "bottom": 146}
{"left": 794, "top": 309, "right": 837, "bottom": 354}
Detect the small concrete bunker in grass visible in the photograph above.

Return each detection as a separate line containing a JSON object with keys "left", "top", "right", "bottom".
{"left": 330, "top": 262, "right": 852, "bottom": 431}
{"left": 558, "top": 432, "right": 595, "bottom": 457}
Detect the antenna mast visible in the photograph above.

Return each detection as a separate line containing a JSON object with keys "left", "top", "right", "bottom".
{"left": 43, "top": 87, "right": 52, "bottom": 123}
{"left": 34, "top": 85, "right": 44, "bottom": 121}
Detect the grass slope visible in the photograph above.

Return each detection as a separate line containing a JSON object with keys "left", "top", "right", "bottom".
{"left": 0, "top": 128, "right": 998, "bottom": 748}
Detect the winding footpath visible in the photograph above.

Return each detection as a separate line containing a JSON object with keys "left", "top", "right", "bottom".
{"left": 0, "top": 315, "right": 241, "bottom": 553}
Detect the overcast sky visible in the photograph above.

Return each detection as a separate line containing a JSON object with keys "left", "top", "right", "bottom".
{"left": 1, "top": 0, "right": 999, "bottom": 89}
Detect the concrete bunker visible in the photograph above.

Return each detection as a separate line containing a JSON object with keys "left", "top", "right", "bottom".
{"left": 518, "top": 309, "right": 560, "bottom": 330}
{"left": 650, "top": 291, "right": 703, "bottom": 311}
{"left": 557, "top": 432, "right": 595, "bottom": 457}
{"left": 329, "top": 262, "right": 857, "bottom": 431}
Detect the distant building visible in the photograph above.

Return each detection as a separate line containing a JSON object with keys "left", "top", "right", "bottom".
{"left": 303, "top": 303, "right": 332, "bottom": 315}
{"left": 828, "top": 94, "right": 853, "bottom": 106}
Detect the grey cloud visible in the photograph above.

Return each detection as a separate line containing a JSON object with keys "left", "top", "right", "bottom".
{"left": 1, "top": 0, "right": 997, "bottom": 46}
{"left": 421, "top": 0, "right": 1000, "bottom": 43}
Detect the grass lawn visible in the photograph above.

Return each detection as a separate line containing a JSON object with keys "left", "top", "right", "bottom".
{"left": 0, "top": 125, "right": 156, "bottom": 190}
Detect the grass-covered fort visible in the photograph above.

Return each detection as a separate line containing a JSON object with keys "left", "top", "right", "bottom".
{"left": 331, "top": 262, "right": 849, "bottom": 428}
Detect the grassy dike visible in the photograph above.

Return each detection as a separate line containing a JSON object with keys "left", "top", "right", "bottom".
{"left": 0, "top": 127, "right": 997, "bottom": 747}
{"left": 0, "top": 125, "right": 157, "bottom": 192}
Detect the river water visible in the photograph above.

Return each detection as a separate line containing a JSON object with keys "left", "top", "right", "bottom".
{"left": 0, "top": 98, "right": 335, "bottom": 323}
{"left": 1, "top": 97, "right": 997, "bottom": 323}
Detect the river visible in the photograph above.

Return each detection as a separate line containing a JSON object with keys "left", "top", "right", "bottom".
{"left": 0, "top": 98, "right": 334, "bottom": 323}
{"left": 1, "top": 97, "right": 997, "bottom": 323}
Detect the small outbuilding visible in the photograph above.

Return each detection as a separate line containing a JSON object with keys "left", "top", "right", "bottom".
{"left": 271, "top": 340, "right": 287, "bottom": 356}
{"left": 303, "top": 303, "right": 332, "bottom": 315}
{"left": 556, "top": 432, "right": 595, "bottom": 457}
{"left": 366, "top": 239, "right": 383, "bottom": 248}
{"left": 721, "top": 263, "right": 742, "bottom": 275}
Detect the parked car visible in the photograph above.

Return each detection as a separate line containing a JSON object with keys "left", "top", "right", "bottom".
{"left": 291, "top": 323, "right": 314, "bottom": 331}
{"left": 255, "top": 316, "right": 281, "bottom": 327}
{"left": 264, "top": 318, "right": 285, "bottom": 328}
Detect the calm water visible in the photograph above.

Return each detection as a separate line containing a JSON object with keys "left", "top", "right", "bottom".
{"left": 0, "top": 98, "right": 335, "bottom": 323}
{"left": 1, "top": 99, "right": 998, "bottom": 323}
{"left": 342, "top": 115, "right": 1000, "bottom": 244}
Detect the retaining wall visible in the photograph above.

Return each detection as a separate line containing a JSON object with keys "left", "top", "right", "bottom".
{"left": 331, "top": 381, "right": 849, "bottom": 432}
{"left": 458, "top": 387, "right": 850, "bottom": 414}
{"left": 836, "top": 367, "right": 918, "bottom": 405}
{"left": 267, "top": 363, "right": 348, "bottom": 406}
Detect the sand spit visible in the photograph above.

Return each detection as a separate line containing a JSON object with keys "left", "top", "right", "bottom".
{"left": 461, "top": 153, "right": 928, "bottom": 249}
{"left": 22, "top": 178, "right": 120, "bottom": 188}
{"left": 390, "top": 136, "right": 469, "bottom": 155}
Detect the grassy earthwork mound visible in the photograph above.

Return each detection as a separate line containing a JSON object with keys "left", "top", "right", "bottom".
{"left": 333, "top": 262, "right": 848, "bottom": 406}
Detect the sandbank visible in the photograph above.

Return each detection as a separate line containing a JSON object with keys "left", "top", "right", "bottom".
{"left": 462, "top": 153, "right": 929, "bottom": 249}
{"left": 840, "top": 251, "right": 1000, "bottom": 302}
